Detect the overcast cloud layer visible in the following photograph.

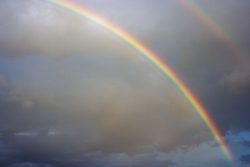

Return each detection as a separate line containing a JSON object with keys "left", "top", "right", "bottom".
{"left": 0, "top": 0, "right": 250, "bottom": 167}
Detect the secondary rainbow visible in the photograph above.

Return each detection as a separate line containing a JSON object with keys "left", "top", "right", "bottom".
{"left": 180, "top": 0, "right": 249, "bottom": 65}
{"left": 48, "top": 0, "right": 233, "bottom": 160}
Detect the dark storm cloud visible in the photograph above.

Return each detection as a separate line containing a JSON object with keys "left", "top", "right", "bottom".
{"left": 240, "top": 154, "right": 250, "bottom": 164}
{"left": 8, "top": 163, "right": 53, "bottom": 167}
{"left": 0, "top": 75, "right": 6, "bottom": 88}
{"left": 195, "top": 71, "right": 250, "bottom": 133}
{"left": 220, "top": 68, "right": 250, "bottom": 95}
{"left": 242, "top": 141, "right": 250, "bottom": 148}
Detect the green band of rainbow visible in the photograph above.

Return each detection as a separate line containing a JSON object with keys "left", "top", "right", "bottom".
{"left": 48, "top": 0, "right": 233, "bottom": 160}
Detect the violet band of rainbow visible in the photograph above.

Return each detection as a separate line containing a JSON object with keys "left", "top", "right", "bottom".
{"left": 48, "top": 0, "right": 233, "bottom": 160}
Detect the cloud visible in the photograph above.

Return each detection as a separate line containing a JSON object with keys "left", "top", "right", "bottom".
{"left": 0, "top": 75, "right": 6, "bottom": 88}
{"left": 159, "top": 142, "right": 231, "bottom": 167}
{"left": 21, "top": 100, "right": 34, "bottom": 110}
{"left": 220, "top": 68, "right": 250, "bottom": 95}
{"left": 0, "top": 74, "right": 208, "bottom": 149}
{"left": 240, "top": 154, "right": 250, "bottom": 164}
{"left": 0, "top": 55, "right": 211, "bottom": 166}
{"left": 242, "top": 141, "right": 250, "bottom": 148}
{"left": 8, "top": 162, "right": 53, "bottom": 167}
{"left": 1, "top": 0, "right": 250, "bottom": 166}
{"left": 2, "top": 132, "right": 250, "bottom": 167}
{"left": 0, "top": 0, "right": 135, "bottom": 58}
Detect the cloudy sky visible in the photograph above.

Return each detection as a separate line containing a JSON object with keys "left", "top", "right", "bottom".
{"left": 0, "top": 0, "right": 250, "bottom": 167}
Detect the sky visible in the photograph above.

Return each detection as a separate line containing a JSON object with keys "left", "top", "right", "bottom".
{"left": 0, "top": 0, "right": 250, "bottom": 167}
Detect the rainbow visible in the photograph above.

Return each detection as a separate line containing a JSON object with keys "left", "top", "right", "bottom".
{"left": 180, "top": 0, "right": 248, "bottom": 65}
{"left": 48, "top": 0, "right": 233, "bottom": 160}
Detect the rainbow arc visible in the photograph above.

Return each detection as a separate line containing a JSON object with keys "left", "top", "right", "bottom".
{"left": 48, "top": 0, "right": 233, "bottom": 160}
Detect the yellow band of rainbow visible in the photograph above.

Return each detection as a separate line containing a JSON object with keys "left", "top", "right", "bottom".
{"left": 48, "top": 0, "right": 233, "bottom": 160}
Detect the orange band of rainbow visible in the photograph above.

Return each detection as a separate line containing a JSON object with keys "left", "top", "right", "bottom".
{"left": 48, "top": 0, "right": 233, "bottom": 160}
